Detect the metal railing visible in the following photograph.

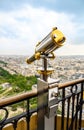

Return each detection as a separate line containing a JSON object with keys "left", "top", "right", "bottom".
{"left": 0, "top": 78, "right": 84, "bottom": 130}
{"left": 57, "top": 78, "right": 84, "bottom": 130}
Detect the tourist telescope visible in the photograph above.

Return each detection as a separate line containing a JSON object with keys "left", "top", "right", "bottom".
{"left": 26, "top": 27, "right": 66, "bottom": 64}
{"left": 26, "top": 27, "right": 66, "bottom": 130}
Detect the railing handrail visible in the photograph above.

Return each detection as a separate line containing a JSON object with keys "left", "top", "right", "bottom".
{"left": 58, "top": 78, "right": 84, "bottom": 89}
{"left": 0, "top": 90, "right": 37, "bottom": 107}
{"left": 0, "top": 78, "right": 84, "bottom": 107}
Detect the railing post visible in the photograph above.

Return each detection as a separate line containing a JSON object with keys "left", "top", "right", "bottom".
{"left": 37, "top": 57, "right": 58, "bottom": 130}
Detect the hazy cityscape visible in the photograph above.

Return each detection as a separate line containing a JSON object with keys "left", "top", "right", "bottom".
{"left": 0, "top": 55, "right": 84, "bottom": 83}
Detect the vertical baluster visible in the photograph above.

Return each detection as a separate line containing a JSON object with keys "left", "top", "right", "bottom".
{"left": 0, "top": 126, "right": 2, "bottom": 130}
{"left": 0, "top": 107, "right": 8, "bottom": 130}
{"left": 71, "top": 92, "right": 75, "bottom": 130}
{"left": 13, "top": 120, "right": 17, "bottom": 130}
{"left": 78, "top": 83, "right": 83, "bottom": 130}
{"left": 66, "top": 97, "right": 70, "bottom": 130}
{"left": 26, "top": 99, "right": 30, "bottom": 130}
{"left": 61, "top": 88, "right": 65, "bottom": 130}
{"left": 75, "top": 93, "right": 79, "bottom": 130}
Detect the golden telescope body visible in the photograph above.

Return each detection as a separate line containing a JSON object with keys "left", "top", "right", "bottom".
{"left": 26, "top": 27, "right": 66, "bottom": 64}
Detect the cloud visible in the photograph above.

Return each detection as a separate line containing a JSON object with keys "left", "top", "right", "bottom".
{"left": 0, "top": 4, "right": 84, "bottom": 55}
{"left": 56, "top": 43, "right": 84, "bottom": 56}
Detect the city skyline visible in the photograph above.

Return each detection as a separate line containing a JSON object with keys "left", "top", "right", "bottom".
{"left": 0, "top": 0, "right": 84, "bottom": 56}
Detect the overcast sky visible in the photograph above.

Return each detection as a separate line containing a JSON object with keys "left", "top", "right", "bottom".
{"left": 0, "top": 0, "right": 84, "bottom": 56}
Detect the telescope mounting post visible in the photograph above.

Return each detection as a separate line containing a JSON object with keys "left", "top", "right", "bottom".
{"left": 41, "top": 56, "right": 48, "bottom": 81}
{"left": 37, "top": 54, "right": 58, "bottom": 130}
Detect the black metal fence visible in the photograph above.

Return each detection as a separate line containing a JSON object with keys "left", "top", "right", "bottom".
{"left": 0, "top": 78, "right": 84, "bottom": 130}
{"left": 57, "top": 79, "right": 84, "bottom": 130}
